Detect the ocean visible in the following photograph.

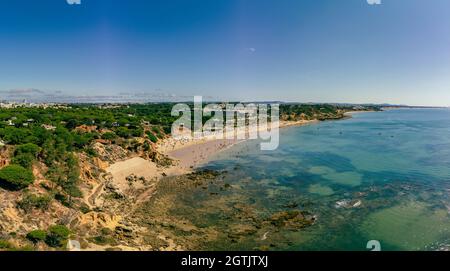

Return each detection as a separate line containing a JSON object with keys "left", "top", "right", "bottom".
{"left": 173, "top": 109, "right": 450, "bottom": 251}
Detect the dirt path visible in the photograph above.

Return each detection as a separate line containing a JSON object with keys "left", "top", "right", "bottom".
{"left": 86, "top": 177, "right": 106, "bottom": 209}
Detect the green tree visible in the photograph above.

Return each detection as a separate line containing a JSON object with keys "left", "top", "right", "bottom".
{"left": 12, "top": 143, "right": 42, "bottom": 168}
{"left": 0, "top": 165, "right": 35, "bottom": 190}
{"left": 12, "top": 153, "right": 35, "bottom": 168}
{"left": 72, "top": 133, "right": 93, "bottom": 149}
{"left": 101, "top": 132, "right": 117, "bottom": 140}
{"left": 131, "top": 128, "right": 143, "bottom": 137}
{"left": 15, "top": 143, "right": 41, "bottom": 157}
{"left": 26, "top": 230, "right": 47, "bottom": 244}
{"left": 45, "top": 225, "right": 70, "bottom": 248}
{"left": 0, "top": 127, "right": 29, "bottom": 145}
{"left": 116, "top": 127, "right": 130, "bottom": 138}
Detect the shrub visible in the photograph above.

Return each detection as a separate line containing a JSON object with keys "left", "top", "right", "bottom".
{"left": 85, "top": 147, "right": 98, "bottom": 157}
{"left": 131, "top": 128, "right": 143, "bottom": 137}
{"left": 64, "top": 184, "right": 83, "bottom": 198}
{"left": 26, "top": 230, "right": 47, "bottom": 244}
{"left": 90, "top": 228, "right": 116, "bottom": 246}
{"left": 0, "top": 240, "right": 12, "bottom": 249}
{"left": 15, "top": 143, "right": 41, "bottom": 157}
{"left": 163, "top": 126, "right": 172, "bottom": 134}
{"left": 72, "top": 133, "right": 92, "bottom": 149}
{"left": 91, "top": 235, "right": 116, "bottom": 246}
{"left": 116, "top": 127, "right": 130, "bottom": 138}
{"left": 11, "top": 153, "right": 35, "bottom": 168}
{"left": 45, "top": 225, "right": 70, "bottom": 248}
{"left": 0, "top": 165, "right": 35, "bottom": 190}
{"left": 143, "top": 142, "right": 151, "bottom": 152}
{"left": 0, "top": 127, "right": 28, "bottom": 145}
{"left": 54, "top": 193, "right": 71, "bottom": 207}
{"left": 79, "top": 204, "right": 91, "bottom": 214}
{"left": 17, "top": 194, "right": 52, "bottom": 211}
{"left": 146, "top": 131, "right": 158, "bottom": 143}
{"left": 101, "top": 132, "right": 117, "bottom": 141}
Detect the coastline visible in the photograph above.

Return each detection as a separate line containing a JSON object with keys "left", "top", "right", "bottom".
{"left": 158, "top": 119, "right": 319, "bottom": 171}
{"left": 102, "top": 119, "right": 321, "bottom": 199}
{"left": 84, "top": 108, "right": 450, "bottom": 251}
{"left": 104, "top": 114, "right": 362, "bottom": 192}
{"left": 104, "top": 111, "right": 380, "bottom": 203}
{"left": 343, "top": 110, "right": 377, "bottom": 116}
{"left": 34, "top": 109, "right": 379, "bottom": 251}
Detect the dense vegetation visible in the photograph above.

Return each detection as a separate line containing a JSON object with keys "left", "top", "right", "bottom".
{"left": 279, "top": 103, "right": 380, "bottom": 121}
{"left": 0, "top": 104, "right": 175, "bottom": 196}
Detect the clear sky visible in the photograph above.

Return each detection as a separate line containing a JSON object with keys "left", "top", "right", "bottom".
{"left": 1, "top": 0, "right": 450, "bottom": 105}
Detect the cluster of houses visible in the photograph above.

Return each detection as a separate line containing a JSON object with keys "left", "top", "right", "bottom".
{"left": 6, "top": 117, "right": 34, "bottom": 127}
{"left": 3, "top": 117, "right": 57, "bottom": 130}
{"left": 4, "top": 116, "right": 138, "bottom": 130}
{"left": 0, "top": 101, "right": 60, "bottom": 109}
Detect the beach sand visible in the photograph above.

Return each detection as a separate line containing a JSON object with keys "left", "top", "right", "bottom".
{"left": 159, "top": 120, "right": 317, "bottom": 170}
{"left": 106, "top": 157, "right": 162, "bottom": 191}
{"left": 165, "top": 138, "right": 243, "bottom": 170}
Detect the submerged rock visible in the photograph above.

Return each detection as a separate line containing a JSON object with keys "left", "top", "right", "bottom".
{"left": 267, "top": 210, "right": 315, "bottom": 230}
{"left": 282, "top": 202, "right": 299, "bottom": 209}
{"left": 335, "top": 200, "right": 350, "bottom": 208}
{"left": 335, "top": 199, "right": 362, "bottom": 209}
{"left": 352, "top": 200, "right": 362, "bottom": 208}
{"left": 226, "top": 224, "right": 258, "bottom": 241}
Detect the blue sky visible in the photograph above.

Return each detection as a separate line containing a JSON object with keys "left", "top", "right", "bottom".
{"left": 1, "top": 0, "right": 450, "bottom": 105}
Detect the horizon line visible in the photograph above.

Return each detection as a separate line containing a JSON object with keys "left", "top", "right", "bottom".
{"left": 0, "top": 99, "right": 448, "bottom": 109}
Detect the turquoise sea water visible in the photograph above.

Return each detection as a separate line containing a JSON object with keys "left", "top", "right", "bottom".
{"left": 200, "top": 109, "right": 450, "bottom": 251}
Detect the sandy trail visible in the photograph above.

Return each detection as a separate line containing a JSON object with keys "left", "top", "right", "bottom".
{"left": 87, "top": 182, "right": 105, "bottom": 208}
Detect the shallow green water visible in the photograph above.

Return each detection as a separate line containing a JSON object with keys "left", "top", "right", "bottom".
{"left": 198, "top": 109, "right": 450, "bottom": 251}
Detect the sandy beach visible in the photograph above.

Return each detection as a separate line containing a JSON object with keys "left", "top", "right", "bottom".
{"left": 106, "top": 157, "right": 162, "bottom": 191}
{"left": 158, "top": 119, "right": 317, "bottom": 170}
{"left": 104, "top": 120, "right": 318, "bottom": 192}
{"left": 343, "top": 110, "right": 376, "bottom": 116}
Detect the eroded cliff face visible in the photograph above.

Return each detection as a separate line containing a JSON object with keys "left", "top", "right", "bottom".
{"left": 0, "top": 137, "right": 176, "bottom": 251}
{"left": 0, "top": 147, "right": 11, "bottom": 168}
{"left": 0, "top": 163, "right": 76, "bottom": 250}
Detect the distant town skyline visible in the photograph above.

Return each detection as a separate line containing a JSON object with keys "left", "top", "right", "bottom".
{"left": 1, "top": 0, "right": 450, "bottom": 106}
